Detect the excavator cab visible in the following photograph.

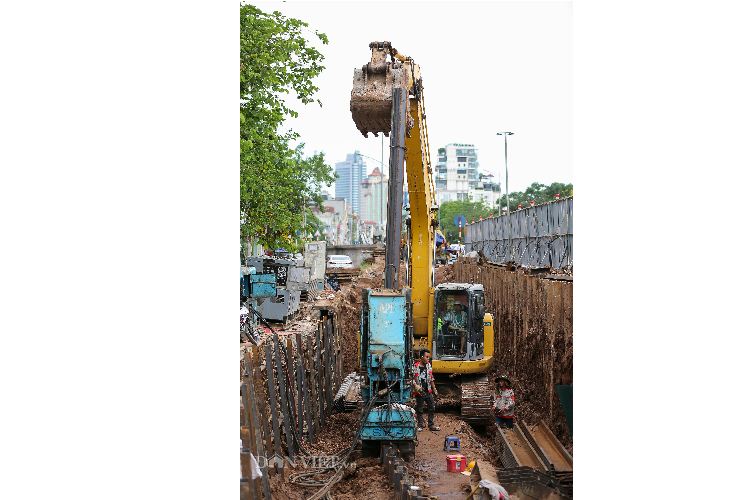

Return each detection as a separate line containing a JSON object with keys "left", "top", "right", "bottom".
{"left": 433, "top": 285, "right": 485, "bottom": 361}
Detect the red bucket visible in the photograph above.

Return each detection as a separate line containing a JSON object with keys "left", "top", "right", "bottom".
{"left": 446, "top": 454, "right": 466, "bottom": 472}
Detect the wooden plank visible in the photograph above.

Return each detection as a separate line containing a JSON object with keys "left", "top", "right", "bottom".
{"left": 241, "top": 356, "right": 262, "bottom": 500}
{"left": 240, "top": 479, "right": 251, "bottom": 500}
{"left": 302, "top": 335, "right": 313, "bottom": 443}
{"left": 316, "top": 322, "right": 324, "bottom": 430}
{"left": 296, "top": 333, "right": 304, "bottom": 441}
{"left": 338, "top": 320, "right": 343, "bottom": 386}
{"left": 322, "top": 319, "right": 328, "bottom": 419}
{"left": 306, "top": 335, "right": 318, "bottom": 442}
{"left": 251, "top": 346, "right": 273, "bottom": 478}
{"left": 241, "top": 356, "right": 257, "bottom": 452}
{"left": 286, "top": 337, "right": 298, "bottom": 442}
{"left": 332, "top": 319, "right": 338, "bottom": 383}
{"left": 333, "top": 317, "right": 340, "bottom": 391}
{"left": 264, "top": 343, "right": 282, "bottom": 463}
{"left": 296, "top": 359, "right": 303, "bottom": 442}
{"left": 285, "top": 338, "right": 295, "bottom": 396}
{"left": 239, "top": 450, "right": 250, "bottom": 484}
{"left": 245, "top": 354, "right": 271, "bottom": 500}
{"left": 326, "top": 318, "right": 332, "bottom": 417}
{"left": 240, "top": 426, "right": 251, "bottom": 451}
{"left": 274, "top": 334, "right": 295, "bottom": 459}
{"left": 326, "top": 318, "right": 333, "bottom": 417}
{"left": 320, "top": 319, "right": 327, "bottom": 419}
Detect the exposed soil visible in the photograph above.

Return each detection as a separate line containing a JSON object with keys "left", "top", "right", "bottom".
{"left": 434, "top": 261, "right": 456, "bottom": 284}
{"left": 406, "top": 409, "right": 502, "bottom": 499}
{"left": 329, "top": 457, "right": 392, "bottom": 500}
{"left": 254, "top": 256, "right": 572, "bottom": 499}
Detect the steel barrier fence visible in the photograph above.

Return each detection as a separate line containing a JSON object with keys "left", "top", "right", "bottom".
{"left": 465, "top": 196, "right": 573, "bottom": 269}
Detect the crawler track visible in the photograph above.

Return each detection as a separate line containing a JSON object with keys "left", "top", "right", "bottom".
{"left": 460, "top": 375, "right": 493, "bottom": 425}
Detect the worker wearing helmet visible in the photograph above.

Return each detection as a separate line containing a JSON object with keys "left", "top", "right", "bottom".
{"left": 494, "top": 376, "right": 515, "bottom": 429}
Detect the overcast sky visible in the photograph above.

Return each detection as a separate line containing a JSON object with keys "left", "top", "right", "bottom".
{"left": 255, "top": 0, "right": 573, "bottom": 199}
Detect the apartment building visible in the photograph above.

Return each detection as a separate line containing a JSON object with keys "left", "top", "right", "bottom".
{"left": 434, "top": 143, "right": 501, "bottom": 208}
{"left": 360, "top": 166, "right": 388, "bottom": 225}
{"left": 334, "top": 151, "right": 367, "bottom": 216}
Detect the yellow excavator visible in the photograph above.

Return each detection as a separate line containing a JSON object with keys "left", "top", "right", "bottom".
{"left": 351, "top": 41, "right": 495, "bottom": 424}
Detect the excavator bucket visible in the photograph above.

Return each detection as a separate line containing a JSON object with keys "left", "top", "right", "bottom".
{"left": 350, "top": 41, "right": 416, "bottom": 138}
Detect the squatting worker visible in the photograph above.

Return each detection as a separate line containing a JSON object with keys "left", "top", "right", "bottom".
{"left": 412, "top": 349, "right": 441, "bottom": 432}
{"left": 494, "top": 375, "right": 515, "bottom": 429}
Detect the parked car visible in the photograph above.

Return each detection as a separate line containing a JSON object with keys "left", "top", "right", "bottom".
{"left": 326, "top": 254, "right": 354, "bottom": 269}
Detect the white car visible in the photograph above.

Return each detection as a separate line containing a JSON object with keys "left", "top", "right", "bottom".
{"left": 326, "top": 254, "right": 354, "bottom": 269}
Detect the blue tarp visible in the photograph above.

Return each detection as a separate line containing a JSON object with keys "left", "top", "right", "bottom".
{"left": 435, "top": 230, "right": 446, "bottom": 248}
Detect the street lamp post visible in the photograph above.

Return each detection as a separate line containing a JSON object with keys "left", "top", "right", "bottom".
{"left": 496, "top": 132, "right": 514, "bottom": 217}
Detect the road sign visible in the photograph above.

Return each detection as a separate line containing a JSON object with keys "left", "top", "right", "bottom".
{"left": 453, "top": 215, "right": 467, "bottom": 227}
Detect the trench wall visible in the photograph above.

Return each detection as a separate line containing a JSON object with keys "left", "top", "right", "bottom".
{"left": 455, "top": 259, "right": 573, "bottom": 446}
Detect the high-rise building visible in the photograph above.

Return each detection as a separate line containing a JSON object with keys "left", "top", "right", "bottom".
{"left": 360, "top": 166, "right": 388, "bottom": 225}
{"left": 334, "top": 151, "right": 367, "bottom": 216}
{"left": 434, "top": 143, "right": 501, "bottom": 208}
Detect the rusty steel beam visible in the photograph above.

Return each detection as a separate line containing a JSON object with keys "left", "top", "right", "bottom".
{"left": 384, "top": 87, "right": 408, "bottom": 290}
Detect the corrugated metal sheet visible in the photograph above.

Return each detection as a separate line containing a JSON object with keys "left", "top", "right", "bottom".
{"left": 466, "top": 196, "right": 573, "bottom": 269}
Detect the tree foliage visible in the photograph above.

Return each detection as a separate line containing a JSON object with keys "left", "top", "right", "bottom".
{"left": 497, "top": 182, "right": 573, "bottom": 213}
{"left": 302, "top": 207, "right": 324, "bottom": 238}
{"left": 240, "top": 4, "right": 336, "bottom": 249}
{"left": 437, "top": 199, "right": 494, "bottom": 243}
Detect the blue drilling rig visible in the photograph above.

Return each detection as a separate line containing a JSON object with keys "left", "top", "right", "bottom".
{"left": 359, "top": 288, "right": 416, "bottom": 460}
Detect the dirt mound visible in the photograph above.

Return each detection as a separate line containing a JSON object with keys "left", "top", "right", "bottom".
{"left": 330, "top": 456, "right": 392, "bottom": 500}
{"left": 303, "top": 410, "right": 361, "bottom": 456}
{"left": 435, "top": 262, "right": 455, "bottom": 284}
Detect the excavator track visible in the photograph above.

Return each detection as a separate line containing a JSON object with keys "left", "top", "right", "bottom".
{"left": 460, "top": 375, "right": 493, "bottom": 425}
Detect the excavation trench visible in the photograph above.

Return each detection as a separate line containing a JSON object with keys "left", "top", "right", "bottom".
{"left": 241, "top": 254, "right": 572, "bottom": 499}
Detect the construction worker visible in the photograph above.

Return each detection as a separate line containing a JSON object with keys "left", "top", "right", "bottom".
{"left": 412, "top": 349, "right": 441, "bottom": 432}
{"left": 436, "top": 301, "right": 448, "bottom": 335}
{"left": 494, "top": 375, "right": 515, "bottom": 429}
{"left": 444, "top": 301, "right": 468, "bottom": 355}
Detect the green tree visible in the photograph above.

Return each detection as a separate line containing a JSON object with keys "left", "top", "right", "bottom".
{"left": 240, "top": 4, "right": 336, "bottom": 249}
{"left": 302, "top": 207, "right": 324, "bottom": 238}
{"left": 437, "top": 199, "right": 494, "bottom": 242}
{"left": 497, "top": 182, "right": 573, "bottom": 212}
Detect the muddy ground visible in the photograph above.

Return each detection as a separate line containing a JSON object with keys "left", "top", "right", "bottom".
{"left": 255, "top": 256, "right": 570, "bottom": 499}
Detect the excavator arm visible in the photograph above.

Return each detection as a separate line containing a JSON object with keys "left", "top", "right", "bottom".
{"left": 350, "top": 41, "right": 437, "bottom": 340}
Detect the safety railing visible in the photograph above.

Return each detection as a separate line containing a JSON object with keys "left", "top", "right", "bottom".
{"left": 465, "top": 196, "right": 573, "bottom": 269}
